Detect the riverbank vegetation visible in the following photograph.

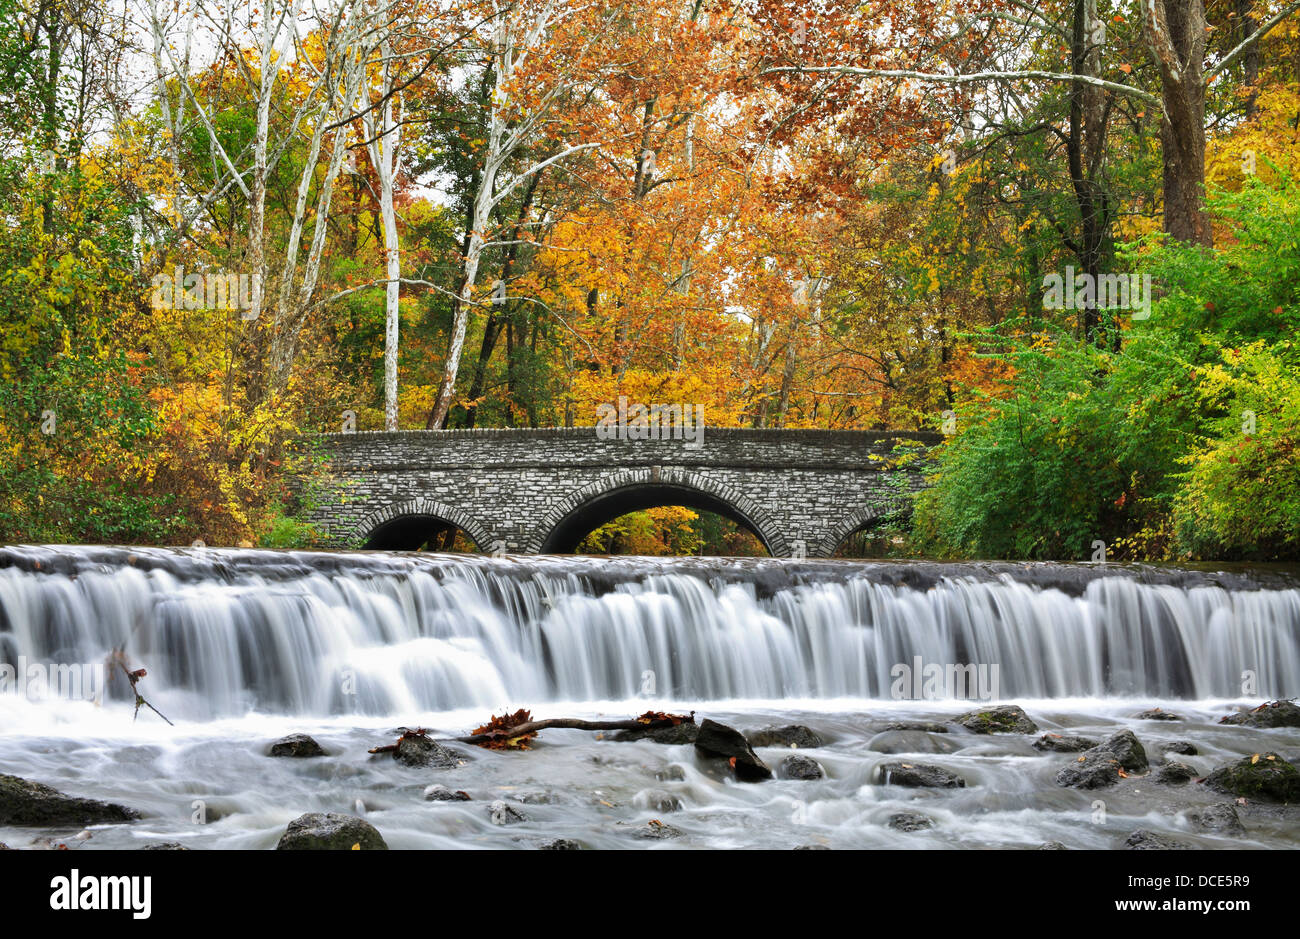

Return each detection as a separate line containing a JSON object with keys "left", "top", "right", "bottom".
{"left": 0, "top": 0, "right": 1296, "bottom": 559}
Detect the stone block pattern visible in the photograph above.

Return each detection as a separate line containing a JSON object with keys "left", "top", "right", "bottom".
{"left": 306, "top": 427, "right": 938, "bottom": 557}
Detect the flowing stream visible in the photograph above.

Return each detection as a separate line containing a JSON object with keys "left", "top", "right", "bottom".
{"left": 1, "top": 546, "right": 1298, "bottom": 849}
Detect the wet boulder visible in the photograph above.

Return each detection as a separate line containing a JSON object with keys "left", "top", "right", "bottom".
{"left": 488, "top": 801, "right": 528, "bottom": 826}
{"left": 1155, "top": 762, "right": 1197, "bottom": 785}
{"left": 1202, "top": 752, "right": 1300, "bottom": 802}
{"left": 694, "top": 719, "right": 772, "bottom": 781}
{"left": 276, "top": 812, "right": 387, "bottom": 850}
{"left": 268, "top": 734, "right": 326, "bottom": 758}
{"left": 1055, "top": 750, "right": 1124, "bottom": 790}
{"left": 868, "top": 730, "right": 964, "bottom": 755}
{"left": 0, "top": 774, "right": 139, "bottom": 827}
{"left": 1096, "top": 729, "right": 1149, "bottom": 774}
{"left": 887, "top": 812, "right": 933, "bottom": 832}
{"left": 1219, "top": 700, "right": 1300, "bottom": 729}
{"left": 393, "top": 734, "right": 461, "bottom": 769}
{"left": 877, "top": 721, "right": 950, "bottom": 734}
{"left": 1188, "top": 804, "right": 1245, "bottom": 837}
{"left": 746, "top": 725, "right": 825, "bottom": 749}
{"left": 423, "top": 785, "right": 471, "bottom": 802}
{"left": 1037, "top": 841, "right": 1069, "bottom": 850}
{"left": 1133, "top": 708, "right": 1182, "bottom": 721}
{"left": 954, "top": 705, "right": 1038, "bottom": 735}
{"left": 1124, "top": 829, "right": 1191, "bottom": 850}
{"left": 778, "top": 755, "right": 824, "bottom": 780}
{"left": 141, "top": 842, "right": 190, "bottom": 850}
{"left": 1032, "top": 733, "right": 1098, "bottom": 753}
{"left": 539, "top": 838, "right": 582, "bottom": 850}
{"left": 876, "top": 761, "right": 965, "bottom": 789}
{"left": 1161, "top": 741, "right": 1198, "bottom": 757}
{"left": 631, "top": 820, "right": 683, "bottom": 840}
{"left": 636, "top": 790, "right": 683, "bottom": 812}
{"left": 614, "top": 723, "right": 700, "bottom": 744}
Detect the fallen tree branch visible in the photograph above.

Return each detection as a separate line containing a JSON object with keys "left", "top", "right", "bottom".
{"left": 455, "top": 710, "right": 696, "bottom": 749}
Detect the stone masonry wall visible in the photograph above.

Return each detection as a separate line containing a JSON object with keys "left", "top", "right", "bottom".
{"left": 307, "top": 427, "right": 938, "bottom": 557}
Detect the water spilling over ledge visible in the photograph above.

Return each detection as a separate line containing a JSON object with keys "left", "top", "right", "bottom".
{"left": 2, "top": 547, "right": 1297, "bottom": 720}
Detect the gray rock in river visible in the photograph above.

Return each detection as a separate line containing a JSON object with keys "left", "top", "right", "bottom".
{"left": 868, "top": 730, "right": 964, "bottom": 755}
{"left": 637, "top": 790, "right": 683, "bottom": 812}
{"left": 631, "top": 820, "right": 683, "bottom": 840}
{"left": 1202, "top": 752, "right": 1300, "bottom": 802}
{"left": 1032, "top": 733, "right": 1098, "bottom": 753}
{"left": 423, "top": 784, "right": 471, "bottom": 802}
{"left": 392, "top": 734, "right": 462, "bottom": 769}
{"left": 276, "top": 812, "right": 387, "bottom": 850}
{"left": 1187, "top": 804, "right": 1246, "bottom": 836}
{"left": 538, "top": 838, "right": 582, "bottom": 850}
{"left": 1155, "top": 762, "right": 1197, "bottom": 785}
{"left": 488, "top": 800, "right": 528, "bottom": 825}
{"left": 141, "top": 842, "right": 190, "bottom": 850}
{"left": 1133, "top": 707, "right": 1182, "bottom": 721}
{"left": 694, "top": 719, "right": 773, "bottom": 781}
{"left": 1124, "top": 829, "right": 1192, "bottom": 850}
{"left": 778, "top": 755, "right": 825, "bottom": 780}
{"left": 746, "top": 725, "right": 825, "bottom": 749}
{"left": 954, "top": 705, "right": 1038, "bottom": 735}
{"left": 0, "top": 774, "right": 140, "bottom": 827}
{"left": 614, "top": 723, "right": 700, "bottom": 744}
{"left": 876, "top": 721, "right": 950, "bottom": 734}
{"left": 887, "top": 812, "right": 933, "bottom": 832}
{"left": 1161, "top": 740, "right": 1198, "bottom": 756}
{"left": 876, "top": 761, "right": 966, "bottom": 788}
{"left": 1055, "top": 750, "right": 1124, "bottom": 789}
{"left": 1096, "top": 729, "right": 1149, "bottom": 773}
{"left": 1218, "top": 700, "right": 1300, "bottom": 729}
{"left": 268, "top": 733, "right": 326, "bottom": 758}
{"left": 1037, "top": 841, "right": 1069, "bottom": 850}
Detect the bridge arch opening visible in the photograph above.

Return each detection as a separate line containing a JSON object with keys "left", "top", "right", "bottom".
{"left": 823, "top": 505, "right": 911, "bottom": 558}
{"left": 539, "top": 483, "right": 775, "bottom": 556}
{"left": 362, "top": 515, "right": 481, "bottom": 552}
{"left": 352, "top": 498, "right": 491, "bottom": 552}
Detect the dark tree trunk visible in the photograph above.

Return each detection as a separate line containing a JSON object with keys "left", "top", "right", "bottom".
{"left": 1143, "top": 0, "right": 1213, "bottom": 247}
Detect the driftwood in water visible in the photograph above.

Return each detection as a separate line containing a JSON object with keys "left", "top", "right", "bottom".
{"left": 455, "top": 710, "right": 696, "bottom": 749}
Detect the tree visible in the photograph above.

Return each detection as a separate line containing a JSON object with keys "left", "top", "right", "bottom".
{"left": 756, "top": 0, "right": 1300, "bottom": 246}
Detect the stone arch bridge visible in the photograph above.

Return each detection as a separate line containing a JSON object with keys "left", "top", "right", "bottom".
{"left": 307, "top": 428, "right": 938, "bottom": 557}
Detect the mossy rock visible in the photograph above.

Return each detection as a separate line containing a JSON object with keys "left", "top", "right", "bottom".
{"left": 1202, "top": 752, "right": 1300, "bottom": 802}
{"left": 0, "top": 774, "right": 139, "bottom": 827}
{"left": 1219, "top": 701, "right": 1300, "bottom": 729}
{"left": 955, "top": 705, "right": 1038, "bottom": 735}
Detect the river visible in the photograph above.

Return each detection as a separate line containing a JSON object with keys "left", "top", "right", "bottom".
{"left": 1, "top": 546, "right": 1297, "bottom": 849}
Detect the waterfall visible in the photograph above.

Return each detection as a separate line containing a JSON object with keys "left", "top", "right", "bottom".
{"left": 1, "top": 547, "right": 1297, "bottom": 720}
